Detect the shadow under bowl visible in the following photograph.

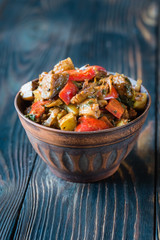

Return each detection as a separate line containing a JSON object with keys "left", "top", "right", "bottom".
{"left": 14, "top": 78, "right": 151, "bottom": 182}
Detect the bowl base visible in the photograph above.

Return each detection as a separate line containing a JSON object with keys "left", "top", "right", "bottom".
{"left": 48, "top": 164, "right": 120, "bottom": 183}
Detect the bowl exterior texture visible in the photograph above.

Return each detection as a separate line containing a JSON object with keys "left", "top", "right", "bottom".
{"left": 15, "top": 79, "right": 151, "bottom": 182}
{"left": 25, "top": 127, "right": 140, "bottom": 182}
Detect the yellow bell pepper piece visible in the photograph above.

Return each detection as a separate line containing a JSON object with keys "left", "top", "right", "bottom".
{"left": 59, "top": 113, "right": 77, "bottom": 131}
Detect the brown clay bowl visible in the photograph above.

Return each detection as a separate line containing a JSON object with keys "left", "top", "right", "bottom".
{"left": 14, "top": 77, "right": 151, "bottom": 183}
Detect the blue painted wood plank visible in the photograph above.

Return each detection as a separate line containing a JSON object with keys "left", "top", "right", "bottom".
{"left": 0, "top": 0, "right": 39, "bottom": 237}
{"left": 13, "top": 152, "right": 155, "bottom": 240}
{"left": 0, "top": 0, "right": 76, "bottom": 239}
{"left": 0, "top": 0, "right": 159, "bottom": 239}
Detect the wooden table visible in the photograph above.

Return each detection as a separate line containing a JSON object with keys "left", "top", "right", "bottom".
{"left": 0, "top": 0, "right": 159, "bottom": 239}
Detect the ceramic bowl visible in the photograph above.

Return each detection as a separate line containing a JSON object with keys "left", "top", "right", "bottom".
{"left": 14, "top": 78, "right": 151, "bottom": 182}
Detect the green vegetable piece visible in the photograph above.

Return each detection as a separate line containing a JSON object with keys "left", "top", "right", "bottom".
{"left": 88, "top": 100, "right": 95, "bottom": 105}
{"left": 116, "top": 119, "right": 128, "bottom": 127}
{"left": 119, "top": 95, "right": 134, "bottom": 108}
{"left": 66, "top": 104, "right": 79, "bottom": 116}
{"left": 25, "top": 114, "right": 36, "bottom": 121}
{"left": 133, "top": 93, "right": 147, "bottom": 110}
{"left": 72, "top": 81, "right": 83, "bottom": 89}
{"left": 59, "top": 112, "right": 77, "bottom": 131}
{"left": 57, "top": 110, "right": 67, "bottom": 120}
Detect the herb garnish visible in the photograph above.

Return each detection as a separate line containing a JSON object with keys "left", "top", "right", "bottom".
{"left": 102, "top": 89, "right": 107, "bottom": 95}
{"left": 88, "top": 100, "right": 94, "bottom": 105}
{"left": 25, "top": 114, "right": 36, "bottom": 121}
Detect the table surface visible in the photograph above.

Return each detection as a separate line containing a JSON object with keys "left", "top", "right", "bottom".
{"left": 0, "top": 0, "right": 160, "bottom": 239}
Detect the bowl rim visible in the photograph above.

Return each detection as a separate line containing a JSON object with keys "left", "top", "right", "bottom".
{"left": 14, "top": 76, "right": 151, "bottom": 135}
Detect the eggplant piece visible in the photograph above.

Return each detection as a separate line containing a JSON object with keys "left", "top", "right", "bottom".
{"left": 70, "top": 82, "right": 96, "bottom": 104}
{"left": 41, "top": 72, "right": 69, "bottom": 99}
{"left": 112, "top": 73, "right": 133, "bottom": 98}
{"left": 128, "top": 108, "right": 137, "bottom": 119}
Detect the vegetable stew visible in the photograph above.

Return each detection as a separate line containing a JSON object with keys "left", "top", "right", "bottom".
{"left": 20, "top": 57, "right": 148, "bottom": 132}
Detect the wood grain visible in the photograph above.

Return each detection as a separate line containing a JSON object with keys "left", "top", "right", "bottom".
{"left": 0, "top": 1, "right": 39, "bottom": 236}
{"left": 0, "top": 0, "right": 159, "bottom": 239}
{"left": 13, "top": 154, "right": 155, "bottom": 240}
{"left": 0, "top": 0, "right": 40, "bottom": 235}
{"left": 0, "top": 117, "right": 37, "bottom": 239}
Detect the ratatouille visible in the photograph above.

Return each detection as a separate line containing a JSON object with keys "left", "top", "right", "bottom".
{"left": 20, "top": 57, "right": 148, "bottom": 132}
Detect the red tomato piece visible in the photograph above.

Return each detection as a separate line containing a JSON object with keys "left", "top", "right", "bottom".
{"left": 30, "top": 100, "right": 50, "bottom": 118}
{"left": 75, "top": 116, "right": 110, "bottom": 132}
{"left": 104, "top": 86, "right": 118, "bottom": 100}
{"left": 59, "top": 81, "right": 78, "bottom": 105}
{"left": 105, "top": 99, "right": 124, "bottom": 119}
{"left": 66, "top": 65, "right": 107, "bottom": 81}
